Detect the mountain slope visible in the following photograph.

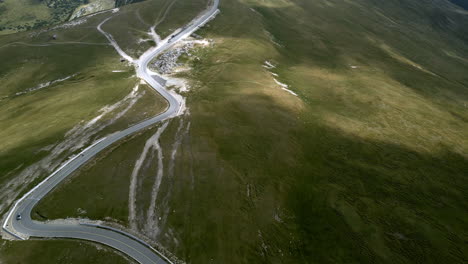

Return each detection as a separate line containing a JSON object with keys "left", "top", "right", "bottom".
{"left": 0, "top": 0, "right": 145, "bottom": 35}
{"left": 1, "top": 0, "right": 467, "bottom": 263}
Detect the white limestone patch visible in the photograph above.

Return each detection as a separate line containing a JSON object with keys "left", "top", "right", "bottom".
{"left": 149, "top": 26, "right": 162, "bottom": 45}
{"left": 69, "top": 0, "right": 115, "bottom": 20}
{"left": 77, "top": 208, "right": 87, "bottom": 215}
{"left": 167, "top": 119, "right": 189, "bottom": 181}
{"left": 263, "top": 60, "right": 276, "bottom": 69}
{"left": 249, "top": 8, "right": 262, "bottom": 16}
{"left": 188, "top": 39, "right": 211, "bottom": 46}
{"left": 264, "top": 30, "right": 283, "bottom": 47}
{"left": 83, "top": 83, "right": 140, "bottom": 129}
{"left": 164, "top": 76, "right": 190, "bottom": 93}
{"left": 53, "top": 19, "right": 88, "bottom": 30}
{"left": 97, "top": 17, "right": 136, "bottom": 64}
{"left": 274, "top": 78, "right": 298, "bottom": 96}
{"left": 172, "top": 66, "right": 191, "bottom": 73}
{"left": 273, "top": 78, "right": 288, "bottom": 88}
{"left": 262, "top": 61, "right": 298, "bottom": 97}
{"left": 128, "top": 122, "right": 167, "bottom": 230}
{"left": 145, "top": 121, "right": 170, "bottom": 237}
{"left": 16, "top": 73, "right": 78, "bottom": 96}
{"left": 137, "top": 38, "right": 151, "bottom": 44}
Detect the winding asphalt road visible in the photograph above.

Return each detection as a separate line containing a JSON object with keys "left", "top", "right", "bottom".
{"left": 2, "top": 1, "right": 219, "bottom": 263}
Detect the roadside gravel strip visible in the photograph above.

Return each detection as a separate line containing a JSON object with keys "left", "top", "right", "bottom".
{"left": 2, "top": 1, "right": 220, "bottom": 263}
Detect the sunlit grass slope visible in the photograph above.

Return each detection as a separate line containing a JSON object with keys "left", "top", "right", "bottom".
{"left": 0, "top": 0, "right": 146, "bottom": 35}
{"left": 0, "top": 0, "right": 89, "bottom": 35}
{"left": 155, "top": 0, "right": 467, "bottom": 263}
{"left": 0, "top": 239, "right": 132, "bottom": 264}
{"left": 100, "top": 0, "right": 209, "bottom": 57}
{"left": 33, "top": 123, "right": 164, "bottom": 225}
{"left": 31, "top": 0, "right": 211, "bottom": 224}
{"left": 0, "top": 1, "right": 170, "bottom": 262}
{"left": 29, "top": 0, "right": 468, "bottom": 263}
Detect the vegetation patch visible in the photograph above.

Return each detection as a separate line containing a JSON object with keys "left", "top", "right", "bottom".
{"left": 0, "top": 239, "right": 133, "bottom": 264}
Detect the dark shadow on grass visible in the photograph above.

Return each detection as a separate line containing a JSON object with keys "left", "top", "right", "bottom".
{"left": 289, "top": 121, "right": 467, "bottom": 263}
{"left": 169, "top": 87, "right": 468, "bottom": 263}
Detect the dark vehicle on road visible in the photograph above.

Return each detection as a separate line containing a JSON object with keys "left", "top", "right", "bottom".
{"left": 168, "top": 34, "right": 176, "bottom": 43}
{"left": 16, "top": 214, "right": 21, "bottom": 221}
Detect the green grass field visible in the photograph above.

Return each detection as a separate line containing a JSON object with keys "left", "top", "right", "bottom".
{"left": 0, "top": 0, "right": 171, "bottom": 203}
{"left": 0, "top": 0, "right": 156, "bottom": 35}
{"left": 0, "top": 0, "right": 90, "bottom": 34}
{"left": 33, "top": 124, "right": 164, "bottom": 225}
{"left": 0, "top": 1, "right": 171, "bottom": 262}
{"left": 160, "top": 1, "right": 467, "bottom": 262}
{"left": 0, "top": 239, "right": 133, "bottom": 264}
{"left": 7, "top": 0, "right": 468, "bottom": 263}
{"left": 99, "top": 0, "right": 208, "bottom": 58}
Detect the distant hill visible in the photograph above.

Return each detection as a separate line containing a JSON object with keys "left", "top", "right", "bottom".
{"left": 0, "top": 0, "right": 88, "bottom": 35}
{"left": 0, "top": 0, "right": 139, "bottom": 35}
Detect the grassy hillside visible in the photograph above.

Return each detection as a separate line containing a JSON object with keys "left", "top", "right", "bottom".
{"left": 0, "top": 0, "right": 148, "bottom": 35}
{"left": 100, "top": 0, "right": 208, "bottom": 58}
{"left": 170, "top": 1, "right": 467, "bottom": 263}
{"left": 155, "top": 1, "right": 468, "bottom": 262}
{"left": 69, "top": 0, "right": 116, "bottom": 21}
{"left": 0, "top": 0, "right": 173, "bottom": 263}
{"left": 33, "top": 123, "right": 165, "bottom": 225}
{"left": 0, "top": 239, "right": 133, "bottom": 264}
{"left": 0, "top": 0, "right": 89, "bottom": 34}
{"left": 20, "top": 0, "right": 468, "bottom": 263}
